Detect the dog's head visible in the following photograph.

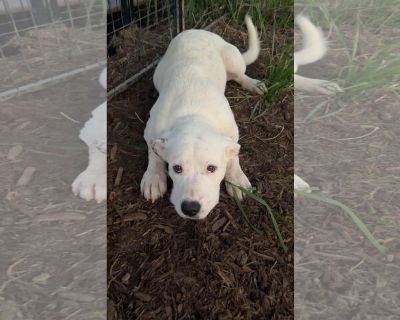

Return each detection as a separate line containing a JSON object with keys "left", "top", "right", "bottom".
{"left": 151, "top": 130, "right": 239, "bottom": 219}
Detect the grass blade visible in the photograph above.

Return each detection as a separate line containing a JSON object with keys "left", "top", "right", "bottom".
{"left": 304, "top": 100, "right": 327, "bottom": 122}
{"left": 126, "top": 143, "right": 148, "bottom": 151}
{"left": 296, "top": 191, "right": 388, "bottom": 253}
{"left": 232, "top": 191, "right": 263, "bottom": 235}
{"left": 229, "top": 183, "right": 289, "bottom": 253}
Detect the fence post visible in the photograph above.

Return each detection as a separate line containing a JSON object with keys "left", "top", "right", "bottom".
{"left": 174, "top": 0, "right": 184, "bottom": 35}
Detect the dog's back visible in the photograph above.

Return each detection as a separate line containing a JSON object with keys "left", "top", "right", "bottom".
{"left": 154, "top": 15, "right": 260, "bottom": 94}
{"left": 153, "top": 30, "right": 228, "bottom": 93}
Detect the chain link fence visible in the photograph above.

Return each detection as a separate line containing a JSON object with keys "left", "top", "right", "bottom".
{"left": 106, "top": 0, "right": 185, "bottom": 97}
{"left": 0, "top": 0, "right": 106, "bottom": 101}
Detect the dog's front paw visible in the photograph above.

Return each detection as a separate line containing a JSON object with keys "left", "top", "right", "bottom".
{"left": 72, "top": 169, "right": 106, "bottom": 203}
{"left": 225, "top": 170, "right": 252, "bottom": 200}
{"left": 140, "top": 169, "right": 167, "bottom": 203}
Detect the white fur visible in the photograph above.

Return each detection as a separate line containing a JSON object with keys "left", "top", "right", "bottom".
{"left": 294, "top": 15, "right": 343, "bottom": 95}
{"left": 72, "top": 68, "right": 107, "bottom": 203}
{"left": 294, "top": 174, "right": 311, "bottom": 194}
{"left": 242, "top": 15, "right": 260, "bottom": 65}
{"left": 141, "top": 16, "right": 265, "bottom": 219}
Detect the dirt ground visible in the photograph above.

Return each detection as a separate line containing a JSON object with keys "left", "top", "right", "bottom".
{"left": 294, "top": 24, "right": 400, "bottom": 319}
{"left": 0, "top": 70, "right": 106, "bottom": 320}
{"left": 107, "top": 19, "right": 294, "bottom": 319}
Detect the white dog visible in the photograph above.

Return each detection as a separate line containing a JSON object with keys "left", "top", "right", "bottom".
{"left": 72, "top": 68, "right": 107, "bottom": 203}
{"left": 141, "top": 16, "right": 265, "bottom": 219}
{"left": 294, "top": 16, "right": 343, "bottom": 193}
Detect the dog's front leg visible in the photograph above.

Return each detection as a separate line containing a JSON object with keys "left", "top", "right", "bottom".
{"left": 140, "top": 149, "right": 167, "bottom": 203}
{"left": 72, "top": 146, "right": 106, "bottom": 203}
{"left": 225, "top": 156, "right": 252, "bottom": 200}
{"left": 72, "top": 102, "right": 107, "bottom": 203}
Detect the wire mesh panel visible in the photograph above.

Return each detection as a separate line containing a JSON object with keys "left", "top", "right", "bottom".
{"left": 0, "top": 0, "right": 106, "bottom": 101}
{"left": 107, "top": 0, "right": 181, "bottom": 96}
{"left": 184, "top": 0, "right": 225, "bottom": 29}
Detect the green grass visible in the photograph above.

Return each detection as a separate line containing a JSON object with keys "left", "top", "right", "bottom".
{"left": 185, "top": 0, "right": 293, "bottom": 32}
{"left": 230, "top": 183, "right": 289, "bottom": 253}
{"left": 126, "top": 142, "right": 147, "bottom": 151}
{"left": 340, "top": 46, "right": 400, "bottom": 100}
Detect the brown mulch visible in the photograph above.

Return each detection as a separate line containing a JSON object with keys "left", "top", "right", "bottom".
{"left": 107, "top": 19, "right": 294, "bottom": 319}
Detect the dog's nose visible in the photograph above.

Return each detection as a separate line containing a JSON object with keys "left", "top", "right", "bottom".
{"left": 181, "top": 201, "right": 201, "bottom": 217}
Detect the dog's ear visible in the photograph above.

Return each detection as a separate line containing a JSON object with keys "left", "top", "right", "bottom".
{"left": 150, "top": 138, "right": 168, "bottom": 160}
{"left": 225, "top": 141, "right": 240, "bottom": 159}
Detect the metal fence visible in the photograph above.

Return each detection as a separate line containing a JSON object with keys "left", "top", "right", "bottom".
{"left": 0, "top": 0, "right": 106, "bottom": 101}
{"left": 106, "top": 0, "right": 183, "bottom": 97}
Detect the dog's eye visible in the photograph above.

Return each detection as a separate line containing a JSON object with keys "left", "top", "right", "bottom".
{"left": 172, "top": 165, "right": 182, "bottom": 174}
{"left": 207, "top": 165, "right": 217, "bottom": 173}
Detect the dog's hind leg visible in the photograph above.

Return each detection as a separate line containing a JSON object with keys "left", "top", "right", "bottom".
{"left": 234, "top": 74, "right": 266, "bottom": 95}
{"left": 221, "top": 45, "right": 266, "bottom": 95}
{"left": 140, "top": 149, "right": 168, "bottom": 203}
{"left": 295, "top": 74, "right": 343, "bottom": 95}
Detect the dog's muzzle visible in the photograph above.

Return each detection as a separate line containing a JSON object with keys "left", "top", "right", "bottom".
{"left": 181, "top": 200, "right": 201, "bottom": 217}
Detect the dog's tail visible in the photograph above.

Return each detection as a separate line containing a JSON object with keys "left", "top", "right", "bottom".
{"left": 294, "top": 15, "right": 327, "bottom": 67}
{"left": 242, "top": 15, "right": 260, "bottom": 65}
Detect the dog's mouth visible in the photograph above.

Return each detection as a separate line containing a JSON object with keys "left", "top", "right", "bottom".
{"left": 176, "top": 209, "right": 208, "bottom": 220}
{"left": 173, "top": 204, "right": 211, "bottom": 220}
